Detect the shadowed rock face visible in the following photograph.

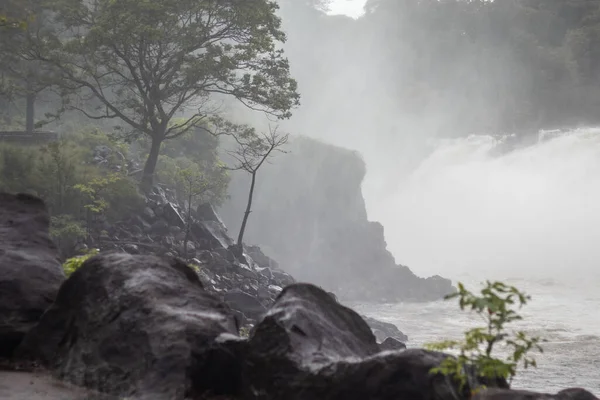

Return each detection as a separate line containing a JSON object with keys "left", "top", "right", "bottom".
{"left": 473, "top": 388, "right": 599, "bottom": 400}
{"left": 17, "top": 253, "right": 241, "bottom": 399}
{"left": 219, "top": 136, "right": 454, "bottom": 303}
{"left": 0, "top": 193, "right": 64, "bottom": 358}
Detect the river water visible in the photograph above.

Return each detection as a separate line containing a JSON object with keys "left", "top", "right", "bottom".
{"left": 358, "top": 128, "right": 600, "bottom": 394}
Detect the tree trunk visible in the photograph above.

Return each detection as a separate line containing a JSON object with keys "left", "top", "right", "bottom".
{"left": 183, "top": 190, "right": 193, "bottom": 259}
{"left": 25, "top": 83, "right": 35, "bottom": 134}
{"left": 237, "top": 171, "right": 256, "bottom": 247}
{"left": 140, "top": 136, "right": 163, "bottom": 192}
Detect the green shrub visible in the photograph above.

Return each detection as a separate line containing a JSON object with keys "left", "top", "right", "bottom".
{"left": 62, "top": 248, "right": 99, "bottom": 277}
{"left": 425, "top": 281, "right": 545, "bottom": 393}
{"left": 50, "top": 214, "right": 87, "bottom": 256}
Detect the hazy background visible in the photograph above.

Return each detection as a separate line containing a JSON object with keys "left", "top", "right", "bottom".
{"left": 261, "top": 0, "right": 600, "bottom": 286}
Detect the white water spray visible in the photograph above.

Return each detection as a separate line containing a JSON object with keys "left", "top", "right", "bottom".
{"left": 369, "top": 128, "right": 600, "bottom": 285}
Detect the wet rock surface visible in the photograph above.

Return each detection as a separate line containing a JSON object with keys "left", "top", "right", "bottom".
{"left": 2, "top": 193, "right": 596, "bottom": 400}
{"left": 0, "top": 193, "right": 65, "bottom": 358}
{"left": 16, "top": 253, "right": 240, "bottom": 399}
{"left": 473, "top": 388, "right": 599, "bottom": 400}
{"left": 243, "top": 283, "right": 501, "bottom": 400}
{"left": 218, "top": 137, "right": 455, "bottom": 303}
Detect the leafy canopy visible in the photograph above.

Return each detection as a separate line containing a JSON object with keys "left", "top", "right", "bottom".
{"left": 35, "top": 0, "right": 299, "bottom": 139}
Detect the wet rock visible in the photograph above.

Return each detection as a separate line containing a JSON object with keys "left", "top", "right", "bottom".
{"left": 150, "top": 219, "right": 169, "bottom": 235}
{"left": 271, "top": 269, "right": 295, "bottom": 287}
{"left": 196, "top": 203, "right": 225, "bottom": 225}
{"left": 245, "top": 245, "right": 280, "bottom": 270}
{"left": 0, "top": 193, "right": 65, "bottom": 358}
{"left": 191, "top": 221, "right": 234, "bottom": 250}
{"left": 472, "top": 388, "right": 599, "bottom": 400}
{"left": 122, "top": 244, "right": 140, "bottom": 254}
{"left": 16, "top": 253, "right": 240, "bottom": 399}
{"left": 224, "top": 290, "right": 267, "bottom": 321}
{"left": 141, "top": 207, "right": 155, "bottom": 222}
{"left": 362, "top": 315, "right": 408, "bottom": 342}
{"left": 379, "top": 337, "right": 407, "bottom": 351}
{"left": 244, "top": 283, "right": 491, "bottom": 400}
{"left": 230, "top": 262, "right": 259, "bottom": 280}
{"left": 163, "top": 203, "right": 185, "bottom": 229}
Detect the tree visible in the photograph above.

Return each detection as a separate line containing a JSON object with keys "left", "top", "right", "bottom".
{"left": 426, "top": 281, "right": 545, "bottom": 394}
{"left": 34, "top": 0, "right": 299, "bottom": 191}
{"left": 0, "top": 1, "right": 58, "bottom": 132}
{"left": 176, "top": 165, "right": 212, "bottom": 259}
{"left": 229, "top": 125, "right": 289, "bottom": 248}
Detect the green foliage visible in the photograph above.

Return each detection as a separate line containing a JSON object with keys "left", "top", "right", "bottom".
{"left": 239, "top": 326, "right": 251, "bottom": 338}
{"left": 0, "top": 128, "right": 143, "bottom": 255}
{"left": 154, "top": 121, "right": 230, "bottom": 206}
{"left": 74, "top": 173, "right": 128, "bottom": 214}
{"left": 49, "top": 214, "right": 86, "bottom": 256}
{"left": 62, "top": 248, "right": 99, "bottom": 277}
{"left": 425, "top": 281, "right": 544, "bottom": 392}
{"left": 28, "top": 0, "right": 299, "bottom": 188}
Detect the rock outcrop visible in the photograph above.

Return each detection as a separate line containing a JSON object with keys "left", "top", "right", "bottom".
{"left": 0, "top": 193, "right": 65, "bottom": 358}
{"left": 17, "top": 253, "right": 240, "bottom": 399}
{"left": 473, "top": 388, "right": 599, "bottom": 400}
{"left": 218, "top": 136, "right": 454, "bottom": 302}
{"left": 243, "top": 283, "right": 501, "bottom": 400}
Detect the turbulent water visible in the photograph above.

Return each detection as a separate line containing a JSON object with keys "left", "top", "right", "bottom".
{"left": 359, "top": 128, "right": 600, "bottom": 393}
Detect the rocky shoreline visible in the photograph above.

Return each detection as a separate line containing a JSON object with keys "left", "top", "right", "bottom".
{"left": 0, "top": 192, "right": 598, "bottom": 400}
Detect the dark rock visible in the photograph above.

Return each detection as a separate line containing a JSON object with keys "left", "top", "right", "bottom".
{"left": 379, "top": 337, "right": 407, "bottom": 351}
{"left": 472, "top": 388, "right": 599, "bottom": 400}
{"left": 214, "top": 247, "right": 236, "bottom": 263}
{"left": 147, "top": 185, "right": 169, "bottom": 206}
{"left": 191, "top": 221, "right": 234, "bottom": 250}
{"left": 16, "top": 253, "right": 240, "bottom": 399}
{"left": 0, "top": 193, "right": 65, "bottom": 358}
{"left": 141, "top": 207, "right": 155, "bottom": 222}
{"left": 217, "top": 137, "right": 455, "bottom": 303}
{"left": 224, "top": 290, "right": 267, "bottom": 321}
{"left": 94, "top": 145, "right": 112, "bottom": 159}
{"left": 150, "top": 219, "right": 169, "bottom": 235}
{"left": 362, "top": 315, "right": 408, "bottom": 342}
{"left": 257, "top": 267, "right": 273, "bottom": 280}
{"left": 196, "top": 203, "right": 225, "bottom": 225}
{"left": 245, "top": 245, "right": 280, "bottom": 270}
{"left": 557, "top": 389, "right": 599, "bottom": 400}
{"left": 244, "top": 283, "right": 495, "bottom": 400}
{"left": 122, "top": 244, "right": 140, "bottom": 254}
{"left": 163, "top": 203, "right": 185, "bottom": 229}
{"left": 230, "top": 262, "right": 259, "bottom": 280}
{"left": 271, "top": 269, "right": 296, "bottom": 287}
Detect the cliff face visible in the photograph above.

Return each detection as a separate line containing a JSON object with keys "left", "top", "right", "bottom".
{"left": 219, "top": 136, "right": 453, "bottom": 302}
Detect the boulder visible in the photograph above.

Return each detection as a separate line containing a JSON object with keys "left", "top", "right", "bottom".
{"left": 163, "top": 202, "right": 185, "bottom": 229}
{"left": 191, "top": 221, "right": 234, "bottom": 250}
{"left": 243, "top": 283, "right": 499, "bottom": 400}
{"left": 0, "top": 193, "right": 65, "bottom": 358}
{"left": 245, "top": 245, "right": 280, "bottom": 270}
{"left": 16, "top": 253, "right": 241, "bottom": 400}
{"left": 379, "top": 337, "right": 407, "bottom": 351}
{"left": 362, "top": 315, "right": 408, "bottom": 342}
{"left": 224, "top": 290, "right": 267, "bottom": 321}
{"left": 196, "top": 202, "right": 225, "bottom": 226}
{"left": 473, "top": 388, "right": 599, "bottom": 400}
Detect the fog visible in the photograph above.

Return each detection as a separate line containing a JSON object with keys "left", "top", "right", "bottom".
{"left": 264, "top": 1, "right": 600, "bottom": 284}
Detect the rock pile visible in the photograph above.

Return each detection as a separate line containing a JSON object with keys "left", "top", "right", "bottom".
{"left": 92, "top": 186, "right": 406, "bottom": 340}
{"left": 0, "top": 193, "right": 65, "bottom": 358}
{"left": 0, "top": 192, "right": 597, "bottom": 400}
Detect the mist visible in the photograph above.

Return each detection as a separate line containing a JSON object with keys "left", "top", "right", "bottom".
{"left": 258, "top": 0, "right": 600, "bottom": 285}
